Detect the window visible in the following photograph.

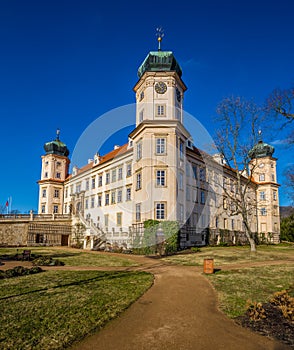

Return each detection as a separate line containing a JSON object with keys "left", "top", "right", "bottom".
{"left": 232, "top": 219, "right": 235, "bottom": 230}
{"left": 56, "top": 172, "right": 61, "bottom": 179}
{"left": 76, "top": 184, "right": 81, "bottom": 193}
{"left": 53, "top": 205, "right": 58, "bottom": 214}
{"left": 200, "top": 168, "right": 206, "bottom": 181}
{"left": 139, "top": 110, "right": 144, "bottom": 122}
{"left": 126, "top": 163, "right": 132, "bottom": 177}
{"left": 117, "top": 189, "right": 122, "bottom": 203}
{"left": 193, "top": 188, "right": 198, "bottom": 202}
{"left": 41, "top": 205, "right": 45, "bottom": 213}
{"left": 97, "top": 194, "right": 102, "bottom": 207}
{"left": 42, "top": 189, "right": 46, "bottom": 198}
{"left": 105, "top": 193, "right": 110, "bottom": 206}
{"left": 98, "top": 175, "right": 102, "bottom": 187}
{"left": 156, "top": 170, "right": 166, "bottom": 187}
{"left": 259, "top": 174, "right": 265, "bottom": 181}
{"left": 54, "top": 189, "right": 59, "bottom": 198}
{"left": 85, "top": 199, "right": 89, "bottom": 209}
{"left": 192, "top": 165, "right": 197, "bottom": 179}
{"left": 112, "top": 169, "right": 116, "bottom": 182}
{"left": 200, "top": 191, "right": 205, "bottom": 204}
{"left": 136, "top": 141, "right": 142, "bottom": 160}
{"left": 126, "top": 187, "right": 131, "bottom": 201}
{"left": 117, "top": 212, "right": 122, "bottom": 226}
{"left": 136, "top": 203, "right": 141, "bottom": 222}
{"left": 92, "top": 177, "right": 96, "bottom": 189}
{"left": 224, "top": 218, "right": 228, "bottom": 229}
{"left": 186, "top": 186, "right": 191, "bottom": 201}
{"left": 179, "top": 204, "right": 184, "bottom": 222}
{"left": 64, "top": 204, "right": 67, "bottom": 214}
{"left": 56, "top": 161, "right": 61, "bottom": 167}
{"left": 186, "top": 163, "right": 190, "bottom": 177}
{"left": 230, "top": 180, "right": 234, "bottom": 192}
{"left": 104, "top": 214, "right": 109, "bottom": 228}
{"left": 45, "top": 161, "right": 49, "bottom": 166}
{"left": 260, "top": 191, "right": 266, "bottom": 200}
{"left": 271, "top": 173, "right": 275, "bottom": 181}
{"left": 260, "top": 207, "right": 267, "bottom": 216}
{"left": 65, "top": 188, "right": 68, "bottom": 198}
{"left": 156, "top": 104, "right": 165, "bottom": 116}
{"left": 118, "top": 167, "right": 123, "bottom": 180}
{"left": 91, "top": 197, "right": 95, "bottom": 208}
{"left": 111, "top": 190, "right": 116, "bottom": 204}
{"left": 140, "top": 91, "right": 144, "bottom": 101}
{"left": 155, "top": 202, "right": 165, "bottom": 220}
{"left": 223, "top": 198, "right": 227, "bottom": 209}
{"left": 271, "top": 163, "right": 274, "bottom": 168}
{"left": 106, "top": 173, "right": 110, "bottom": 184}
{"left": 156, "top": 138, "right": 166, "bottom": 154}
{"left": 179, "top": 172, "right": 184, "bottom": 190}
{"left": 136, "top": 172, "right": 142, "bottom": 190}
{"left": 273, "top": 191, "right": 277, "bottom": 201}
{"left": 86, "top": 179, "right": 89, "bottom": 191}
{"left": 44, "top": 172, "right": 48, "bottom": 178}
{"left": 215, "top": 217, "right": 219, "bottom": 228}
{"left": 179, "top": 140, "right": 184, "bottom": 159}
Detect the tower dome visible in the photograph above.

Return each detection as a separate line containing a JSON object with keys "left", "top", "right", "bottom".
{"left": 137, "top": 51, "right": 182, "bottom": 78}
{"left": 248, "top": 140, "right": 275, "bottom": 159}
{"left": 43, "top": 130, "right": 69, "bottom": 157}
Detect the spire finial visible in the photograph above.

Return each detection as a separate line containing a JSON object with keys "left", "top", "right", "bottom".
{"left": 258, "top": 129, "right": 262, "bottom": 142}
{"left": 56, "top": 128, "right": 60, "bottom": 141}
{"left": 156, "top": 27, "right": 164, "bottom": 51}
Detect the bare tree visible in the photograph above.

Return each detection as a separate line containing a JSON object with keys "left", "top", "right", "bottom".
{"left": 214, "top": 96, "right": 262, "bottom": 252}
{"left": 285, "top": 165, "right": 294, "bottom": 203}
{"left": 266, "top": 87, "right": 294, "bottom": 122}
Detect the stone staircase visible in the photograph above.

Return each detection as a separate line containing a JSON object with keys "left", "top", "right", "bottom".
{"left": 77, "top": 213, "right": 106, "bottom": 250}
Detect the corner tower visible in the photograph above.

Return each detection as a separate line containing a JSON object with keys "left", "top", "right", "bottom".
{"left": 249, "top": 139, "right": 280, "bottom": 242}
{"left": 38, "top": 130, "right": 70, "bottom": 214}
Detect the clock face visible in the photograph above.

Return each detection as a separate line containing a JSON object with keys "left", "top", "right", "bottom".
{"left": 176, "top": 87, "right": 181, "bottom": 102}
{"left": 155, "top": 81, "right": 167, "bottom": 94}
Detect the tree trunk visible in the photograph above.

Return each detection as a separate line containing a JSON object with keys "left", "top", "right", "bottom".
{"left": 243, "top": 220, "right": 257, "bottom": 252}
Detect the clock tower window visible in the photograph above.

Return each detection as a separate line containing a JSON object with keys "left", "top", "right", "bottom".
{"left": 156, "top": 104, "right": 166, "bottom": 117}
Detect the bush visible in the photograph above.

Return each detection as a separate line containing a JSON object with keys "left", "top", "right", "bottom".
{"left": 32, "top": 256, "right": 65, "bottom": 266}
{"left": 191, "top": 247, "right": 201, "bottom": 253}
{"left": 0, "top": 266, "right": 43, "bottom": 279}
{"left": 280, "top": 214, "right": 294, "bottom": 242}
{"left": 270, "top": 290, "right": 294, "bottom": 322}
{"left": 246, "top": 300, "right": 266, "bottom": 321}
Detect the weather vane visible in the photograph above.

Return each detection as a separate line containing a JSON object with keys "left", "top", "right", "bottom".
{"left": 156, "top": 27, "right": 164, "bottom": 51}
{"left": 56, "top": 128, "right": 60, "bottom": 141}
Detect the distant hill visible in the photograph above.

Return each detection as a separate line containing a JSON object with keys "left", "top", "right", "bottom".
{"left": 280, "top": 206, "right": 294, "bottom": 218}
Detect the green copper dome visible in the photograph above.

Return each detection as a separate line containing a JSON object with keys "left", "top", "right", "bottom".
{"left": 138, "top": 51, "right": 182, "bottom": 78}
{"left": 44, "top": 131, "right": 69, "bottom": 157}
{"left": 248, "top": 140, "right": 275, "bottom": 159}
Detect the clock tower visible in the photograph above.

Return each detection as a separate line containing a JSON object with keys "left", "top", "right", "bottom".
{"left": 130, "top": 35, "right": 191, "bottom": 223}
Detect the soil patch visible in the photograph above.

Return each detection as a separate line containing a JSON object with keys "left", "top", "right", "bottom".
{"left": 237, "top": 302, "right": 294, "bottom": 347}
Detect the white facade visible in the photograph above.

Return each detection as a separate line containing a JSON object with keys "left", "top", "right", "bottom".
{"left": 38, "top": 49, "right": 280, "bottom": 247}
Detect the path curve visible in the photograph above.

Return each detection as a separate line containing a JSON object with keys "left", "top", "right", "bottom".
{"left": 67, "top": 255, "right": 290, "bottom": 350}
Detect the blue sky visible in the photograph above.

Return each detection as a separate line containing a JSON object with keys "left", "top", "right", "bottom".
{"left": 0, "top": 0, "right": 293, "bottom": 212}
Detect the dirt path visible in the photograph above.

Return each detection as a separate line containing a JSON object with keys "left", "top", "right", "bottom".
{"left": 68, "top": 256, "right": 290, "bottom": 350}
{"left": 1, "top": 254, "right": 292, "bottom": 349}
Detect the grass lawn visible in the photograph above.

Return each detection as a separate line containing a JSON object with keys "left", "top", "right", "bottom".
{"left": 0, "top": 270, "right": 153, "bottom": 350}
{"left": 161, "top": 244, "right": 294, "bottom": 266}
{"left": 206, "top": 264, "right": 294, "bottom": 318}
{"left": 0, "top": 247, "right": 139, "bottom": 267}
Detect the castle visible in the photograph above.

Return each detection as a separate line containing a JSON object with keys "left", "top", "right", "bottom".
{"left": 37, "top": 45, "right": 280, "bottom": 249}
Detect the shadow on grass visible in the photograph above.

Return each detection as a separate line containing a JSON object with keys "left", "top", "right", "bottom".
{"left": 0, "top": 270, "right": 151, "bottom": 301}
